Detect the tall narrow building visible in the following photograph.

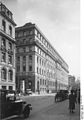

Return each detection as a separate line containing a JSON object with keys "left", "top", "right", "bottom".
{"left": 15, "top": 23, "right": 69, "bottom": 93}
{"left": 0, "top": 2, "right": 16, "bottom": 90}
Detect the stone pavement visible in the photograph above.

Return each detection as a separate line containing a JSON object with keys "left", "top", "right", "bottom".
{"left": 42, "top": 100, "right": 80, "bottom": 120}
{"left": 29, "top": 99, "right": 80, "bottom": 120}
{"left": 20, "top": 93, "right": 80, "bottom": 120}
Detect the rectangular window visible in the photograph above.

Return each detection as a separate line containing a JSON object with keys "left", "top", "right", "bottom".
{"left": 17, "top": 66, "right": 20, "bottom": 72}
{"left": 30, "top": 30, "right": 33, "bottom": 35}
{"left": 8, "top": 55, "right": 12, "bottom": 64}
{"left": 9, "top": 86, "right": 13, "bottom": 90}
{"left": 23, "top": 56, "right": 26, "bottom": 62}
{"left": 2, "top": 20, "right": 6, "bottom": 32}
{"left": 1, "top": 68, "right": 6, "bottom": 80}
{"left": 37, "top": 67, "right": 38, "bottom": 73}
{"left": 2, "top": 86, "right": 6, "bottom": 90}
{"left": 37, "top": 47, "right": 39, "bottom": 53}
{"left": 1, "top": 52, "right": 6, "bottom": 62}
{"left": 17, "top": 56, "right": 20, "bottom": 61}
{"left": 40, "top": 58, "right": 41, "bottom": 65}
{"left": 45, "top": 80, "right": 46, "bottom": 85}
{"left": 1, "top": 38, "right": 6, "bottom": 47}
{"left": 29, "top": 55, "right": 32, "bottom": 60}
{"left": 40, "top": 68, "right": 41, "bottom": 74}
{"left": 18, "top": 31, "right": 23, "bottom": 37}
{"left": 29, "top": 66, "right": 32, "bottom": 71}
{"left": 37, "top": 56, "right": 39, "bottom": 63}
{"left": 9, "top": 25, "right": 12, "bottom": 36}
{"left": 29, "top": 46, "right": 32, "bottom": 51}
{"left": 23, "top": 65, "right": 26, "bottom": 72}
{"left": 9, "top": 42, "right": 12, "bottom": 50}
{"left": 40, "top": 79, "right": 42, "bottom": 85}
{"left": 43, "top": 79, "right": 44, "bottom": 85}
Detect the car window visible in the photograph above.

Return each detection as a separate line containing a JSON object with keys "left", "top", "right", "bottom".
{"left": 6, "top": 93, "right": 15, "bottom": 101}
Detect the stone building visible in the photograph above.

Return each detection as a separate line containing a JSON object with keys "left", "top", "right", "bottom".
{"left": 0, "top": 2, "right": 16, "bottom": 90}
{"left": 15, "top": 23, "right": 69, "bottom": 93}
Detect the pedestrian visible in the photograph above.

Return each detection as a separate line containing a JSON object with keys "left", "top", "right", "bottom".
{"left": 69, "top": 90, "right": 77, "bottom": 113}
{"left": 78, "top": 89, "right": 80, "bottom": 104}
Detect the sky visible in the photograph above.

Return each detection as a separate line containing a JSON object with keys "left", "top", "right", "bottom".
{"left": 2, "top": 0, "right": 80, "bottom": 79}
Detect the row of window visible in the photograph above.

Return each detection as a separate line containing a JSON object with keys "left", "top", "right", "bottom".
{"left": 37, "top": 67, "right": 46, "bottom": 76}
{"left": 2, "top": 19, "right": 13, "bottom": 36}
{"left": 1, "top": 52, "right": 13, "bottom": 64}
{"left": 0, "top": 3, "right": 13, "bottom": 20}
{"left": 40, "top": 79, "right": 47, "bottom": 86}
{"left": 35, "top": 29, "right": 48, "bottom": 47}
{"left": 15, "top": 29, "right": 34, "bottom": 38}
{"left": 1, "top": 86, "right": 13, "bottom": 90}
{"left": 16, "top": 37, "right": 33, "bottom": 45}
{"left": 40, "top": 79, "right": 55, "bottom": 87}
{"left": 17, "top": 46, "right": 33, "bottom": 53}
{"left": 17, "top": 65, "right": 32, "bottom": 72}
{"left": 17, "top": 55, "right": 32, "bottom": 62}
{"left": 1, "top": 68, "right": 13, "bottom": 81}
{"left": 37, "top": 56, "right": 56, "bottom": 72}
{"left": 35, "top": 29, "right": 57, "bottom": 57}
{"left": 48, "top": 81, "right": 55, "bottom": 87}
{"left": 1, "top": 38, "right": 13, "bottom": 64}
{"left": 1, "top": 37, "right": 12, "bottom": 50}
{"left": 35, "top": 30, "right": 66, "bottom": 68}
{"left": 37, "top": 67, "right": 55, "bottom": 79}
{"left": 37, "top": 47, "right": 46, "bottom": 57}
{"left": 37, "top": 56, "right": 46, "bottom": 67}
{"left": 37, "top": 47, "right": 56, "bottom": 67}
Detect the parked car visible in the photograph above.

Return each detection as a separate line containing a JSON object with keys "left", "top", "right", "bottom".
{"left": 26, "top": 89, "right": 32, "bottom": 95}
{"left": 55, "top": 90, "right": 68, "bottom": 102}
{"left": 0, "top": 89, "right": 32, "bottom": 120}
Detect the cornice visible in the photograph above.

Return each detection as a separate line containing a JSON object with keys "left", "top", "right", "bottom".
{"left": 0, "top": 12, "right": 16, "bottom": 26}
{"left": 0, "top": 29, "right": 16, "bottom": 43}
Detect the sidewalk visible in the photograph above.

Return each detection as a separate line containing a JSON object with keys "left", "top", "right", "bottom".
{"left": 43, "top": 100, "right": 80, "bottom": 120}
{"left": 20, "top": 93, "right": 55, "bottom": 98}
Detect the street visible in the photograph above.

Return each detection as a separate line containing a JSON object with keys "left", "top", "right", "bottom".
{"left": 10, "top": 94, "right": 80, "bottom": 120}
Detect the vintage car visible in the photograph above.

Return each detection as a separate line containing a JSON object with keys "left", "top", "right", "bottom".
{"left": 25, "top": 89, "right": 32, "bottom": 95}
{"left": 55, "top": 90, "right": 68, "bottom": 102}
{"left": 0, "top": 89, "right": 32, "bottom": 120}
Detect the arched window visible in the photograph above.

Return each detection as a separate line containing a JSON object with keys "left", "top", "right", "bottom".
{"left": 8, "top": 70, "right": 13, "bottom": 81}
{"left": 1, "top": 68, "right": 7, "bottom": 80}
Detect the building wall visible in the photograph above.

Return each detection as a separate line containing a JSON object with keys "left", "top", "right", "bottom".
{"left": 0, "top": 15, "right": 15, "bottom": 39}
{"left": 16, "top": 23, "right": 69, "bottom": 93}
{"left": 0, "top": 3, "right": 16, "bottom": 90}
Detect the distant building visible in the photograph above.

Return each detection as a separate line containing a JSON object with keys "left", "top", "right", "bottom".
{"left": 0, "top": 2, "right": 16, "bottom": 90}
{"left": 15, "top": 23, "right": 69, "bottom": 93}
{"left": 68, "top": 75, "right": 75, "bottom": 90}
{"left": 75, "top": 77, "right": 80, "bottom": 89}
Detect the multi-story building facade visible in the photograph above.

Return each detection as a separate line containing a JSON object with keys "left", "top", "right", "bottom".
{"left": 15, "top": 23, "right": 69, "bottom": 93}
{"left": 0, "top": 2, "right": 16, "bottom": 90}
